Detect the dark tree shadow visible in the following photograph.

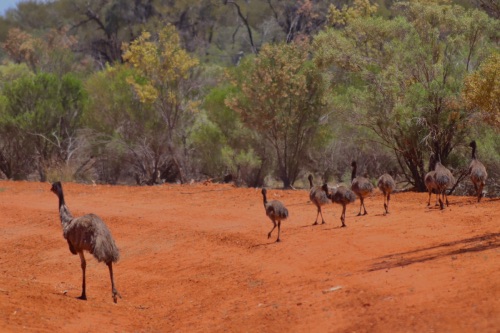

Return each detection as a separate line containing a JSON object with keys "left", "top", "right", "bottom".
{"left": 367, "top": 232, "right": 499, "bottom": 272}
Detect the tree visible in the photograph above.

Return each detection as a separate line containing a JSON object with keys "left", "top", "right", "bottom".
{"left": 122, "top": 25, "right": 200, "bottom": 184}
{"left": 472, "top": 0, "right": 500, "bottom": 19}
{"left": 327, "top": 0, "right": 378, "bottom": 28}
{"left": 226, "top": 41, "right": 329, "bottom": 188}
{"left": 56, "top": 0, "right": 154, "bottom": 66}
{"left": 2, "top": 27, "right": 81, "bottom": 76}
{"left": 191, "top": 82, "right": 271, "bottom": 186}
{"left": 463, "top": 52, "right": 500, "bottom": 130}
{"left": 314, "top": 1, "right": 498, "bottom": 191}
{"left": 84, "top": 64, "right": 144, "bottom": 184}
{"left": 0, "top": 72, "right": 87, "bottom": 181}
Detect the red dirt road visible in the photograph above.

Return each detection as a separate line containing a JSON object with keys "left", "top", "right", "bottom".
{"left": 0, "top": 180, "right": 498, "bottom": 332}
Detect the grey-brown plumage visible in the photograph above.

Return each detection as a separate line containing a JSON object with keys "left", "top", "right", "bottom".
{"left": 50, "top": 181, "right": 121, "bottom": 303}
{"left": 322, "top": 183, "right": 356, "bottom": 227}
{"left": 308, "top": 174, "right": 330, "bottom": 225}
{"left": 261, "top": 188, "right": 288, "bottom": 242}
{"left": 434, "top": 161, "right": 455, "bottom": 210}
{"left": 424, "top": 171, "right": 439, "bottom": 207}
{"left": 377, "top": 173, "right": 395, "bottom": 215}
{"left": 469, "top": 141, "right": 488, "bottom": 202}
{"left": 351, "top": 161, "right": 374, "bottom": 216}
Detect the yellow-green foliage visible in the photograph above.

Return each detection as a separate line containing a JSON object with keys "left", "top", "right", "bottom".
{"left": 327, "top": 0, "right": 378, "bottom": 27}
{"left": 122, "top": 25, "right": 199, "bottom": 105}
{"left": 463, "top": 52, "right": 500, "bottom": 129}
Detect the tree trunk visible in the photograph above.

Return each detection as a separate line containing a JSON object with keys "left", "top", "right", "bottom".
{"left": 167, "top": 140, "right": 186, "bottom": 184}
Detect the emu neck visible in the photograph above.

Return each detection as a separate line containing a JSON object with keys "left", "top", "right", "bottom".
{"left": 57, "top": 192, "right": 65, "bottom": 210}
{"left": 351, "top": 165, "right": 357, "bottom": 182}
{"left": 262, "top": 193, "right": 268, "bottom": 207}
{"left": 57, "top": 192, "right": 73, "bottom": 225}
{"left": 471, "top": 146, "right": 477, "bottom": 160}
{"left": 308, "top": 177, "right": 313, "bottom": 189}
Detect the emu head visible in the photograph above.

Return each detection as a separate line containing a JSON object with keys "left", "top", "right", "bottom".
{"left": 50, "top": 181, "right": 63, "bottom": 196}
{"left": 469, "top": 141, "right": 477, "bottom": 149}
{"left": 351, "top": 161, "right": 357, "bottom": 168}
{"left": 308, "top": 174, "right": 314, "bottom": 188}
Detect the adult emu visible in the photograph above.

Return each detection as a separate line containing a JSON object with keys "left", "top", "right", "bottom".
{"left": 321, "top": 184, "right": 356, "bottom": 227}
{"left": 351, "top": 161, "right": 374, "bottom": 216}
{"left": 434, "top": 161, "right": 455, "bottom": 210}
{"left": 50, "top": 182, "right": 121, "bottom": 303}
{"left": 377, "top": 173, "right": 395, "bottom": 215}
{"left": 424, "top": 171, "right": 439, "bottom": 207}
{"left": 308, "top": 174, "right": 330, "bottom": 225}
{"left": 469, "top": 141, "right": 488, "bottom": 202}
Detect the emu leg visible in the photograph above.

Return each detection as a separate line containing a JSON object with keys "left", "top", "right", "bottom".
{"left": 107, "top": 262, "right": 121, "bottom": 303}
{"left": 340, "top": 205, "right": 346, "bottom": 227}
{"left": 478, "top": 183, "right": 484, "bottom": 202}
{"left": 362, "top": 198, "right": 368, "bottom": 215}
{"left": 78, "top": 252, "right": 87, "bottom": 300}
{"left": 385, "top": 193, "right": 390, "bottom": 214}
{"left": 382, "top": 192, "right": 387, "bottom": 214}
{"left": 319, "top": 207, "right": 326, "bottom": 224}
{"left": 312, "top": 207, "right": 320, "bottom": 225}
{"left": 357, "top": 199, "right": 363, "bottom": 216}
{"left": 268, "top": 220, "right": 277, "bottom": 239}
{"left": 276, "top": 220, "right": 281, "bottom": 242}
{"left": 438, "top": 191, "right": 445, "bottom": 210}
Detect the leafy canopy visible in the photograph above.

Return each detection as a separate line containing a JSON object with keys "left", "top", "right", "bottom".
{"left": 227, "top": 41, "right": 328, "bottom": 187}
{"left": 463, "top": 52, "right": 500, "bottom": 129}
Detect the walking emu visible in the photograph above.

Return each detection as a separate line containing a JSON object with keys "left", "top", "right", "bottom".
{"left": 469, "top": 141, "right": 488, "bottom": 202}
{"left": 50, "top": 182, "right": 121, "bottom": 303}
{"left": 434, "top": 161, "right": 455, "bottom": 210}
{"left": 377, "top": 174, "right": 395, "bottom": 215}
{"left": 261, "top": 188, "right": 288, "bottom": 242}
{"left": 351, "top": 161, "right": 374, "bottom": 216}
{"left": 308, "top": 174, "right": 330, "bottom": 225}
{"left": 424, "top": 171, "right": 439, "bottom": 207}
{"left": 321, "top": 184, "right": 356, "bottom": 227}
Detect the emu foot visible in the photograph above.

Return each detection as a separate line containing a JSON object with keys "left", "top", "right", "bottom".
{"left": 312, "top": 221, "right": 318, "bottom": 226}
{"left": 321, "top": 221, "right": 326, "bottom": 225}
{"left": 275, "top": 238, "right": 281, "bottom": 243}
{"left": 439, "top": 200, "right": 444, "bottom": 210}
{"left": 112, "top": 290, "right": 122, "bottom": 303}
{"left": 267, "top": 233, "right": 272, "bottom": 239}
{"left": 77, "top": 294, "right": 87, "bottom": 301}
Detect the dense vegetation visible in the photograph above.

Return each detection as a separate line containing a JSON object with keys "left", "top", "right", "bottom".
{"left": 0, "top": 0, "right": 498, "bottom": 194}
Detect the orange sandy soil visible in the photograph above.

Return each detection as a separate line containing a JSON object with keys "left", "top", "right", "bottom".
{"left": 0, "top": 180, "right": 498, "bottom": 333}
